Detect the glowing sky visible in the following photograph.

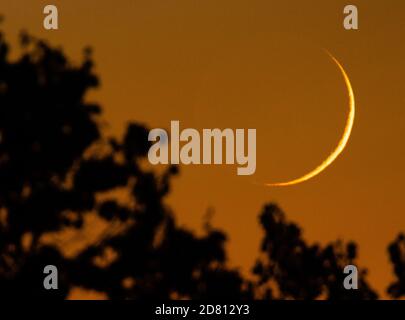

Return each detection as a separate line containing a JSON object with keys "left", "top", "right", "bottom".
{"left": 3, "top": 0, "right": 405, "bottom": 297}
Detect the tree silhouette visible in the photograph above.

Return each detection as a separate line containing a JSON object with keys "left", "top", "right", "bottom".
{"left": 387, "top": 234, "right": 405, "bottom": 298}
{"left": 253, "top": 204, "right": 377, "bottom": 299}
{"left": 0, "top": 30, "right": 249, "bottom": 300}
{"left": 0, "top": 30, "right": 396, "bottom": 300}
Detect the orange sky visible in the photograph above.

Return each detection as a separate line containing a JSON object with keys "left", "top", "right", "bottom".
{"left": 3, "top": 0, "right": 405, "bottom": 297}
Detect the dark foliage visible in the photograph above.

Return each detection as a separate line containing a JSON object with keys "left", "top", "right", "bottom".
{"left": 0, "top": 31, "right": 249, "bottom": 300}
{"left": 253, "top": 204, "right": 377, "bottom": 299}
{"left": 387, "top": 234, "right": 405, "bottom": 298}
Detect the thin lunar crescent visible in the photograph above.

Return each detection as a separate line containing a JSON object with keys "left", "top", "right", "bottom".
{"left": 266, "top": 52, "right": 355, "bottom": 187}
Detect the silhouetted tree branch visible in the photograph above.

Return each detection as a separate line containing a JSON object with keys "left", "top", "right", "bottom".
{"left": 387, "top": 234, "right": 405, "bottom": 298}
{"left": 0, "top": 31, "right": 248, "bottom": 300}
{"left": 253, "top": 204, "right": 377, "bottom": 299}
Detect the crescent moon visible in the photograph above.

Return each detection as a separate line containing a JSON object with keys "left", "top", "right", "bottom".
{"left": 266, "top": 52, "right": 355, "bottom": 187}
